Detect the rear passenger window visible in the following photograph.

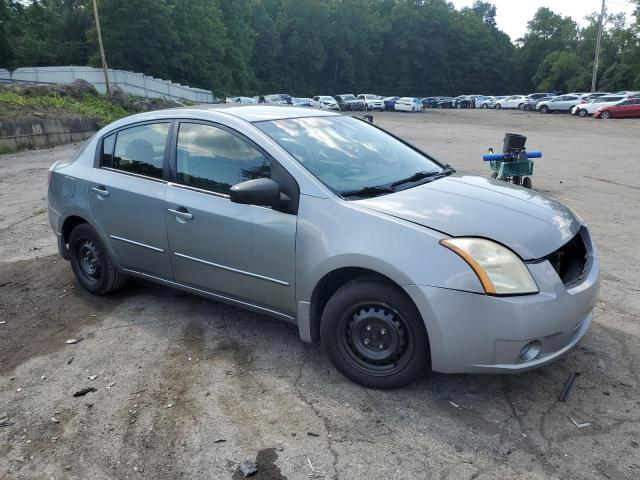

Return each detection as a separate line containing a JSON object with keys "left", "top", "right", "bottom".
{"left": 176, "top": 123, "right": 271, "bottom": 195}
{"left": 110, "top": 123, "right": 170, "bottom": 179}
{"left": 102, "top": 133, "right": 115, "bottom": 167}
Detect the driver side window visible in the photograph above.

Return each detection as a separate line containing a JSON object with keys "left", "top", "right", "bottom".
{"left": 176, "top": 123, "right": 271, "bottom": 195}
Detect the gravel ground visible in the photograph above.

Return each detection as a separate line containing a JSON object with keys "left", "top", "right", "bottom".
{"left": 1, "top": 109, "right": 639, "bottom": 480}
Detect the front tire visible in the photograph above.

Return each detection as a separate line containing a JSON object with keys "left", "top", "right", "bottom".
{"left": 600, "top": 111, "right": 611, "bottom": 119}
{"left": 69, "top": 223, "right": 126, "bottom": 295}
{"left": 321, "top": 278, "right": 430, "bottom": 389}
{"left": 540, "top": 105, "right": 549, "bottom": 114}
{"left": 495, "top": 103, "right": 501, "bottom": 110}
{"left": 578, "top": 109, "right": 588, "bottom": 118}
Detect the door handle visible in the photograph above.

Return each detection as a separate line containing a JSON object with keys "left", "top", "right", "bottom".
{"left": 91, "top": 186, "right": 109, "bottom": 197}
{"left": 167, "top": 208, "right": 193, "bottom": 221}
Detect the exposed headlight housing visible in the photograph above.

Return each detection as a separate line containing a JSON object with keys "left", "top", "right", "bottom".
{"left": 440, "top": 238, "right": 539, "bottom": 295}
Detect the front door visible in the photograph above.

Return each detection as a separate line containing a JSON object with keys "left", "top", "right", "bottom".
{"left": 165, "top": 121, "right": 297, "bottom": 316}
{"left": 89, "top": 122, "right": 173, "bottom": 279}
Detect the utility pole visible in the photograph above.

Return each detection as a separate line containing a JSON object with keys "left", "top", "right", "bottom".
{"left": 92, "top": 0, "right": 111, "bottom": 95}
{"left": 591, "top": 0, "right": 606, "bottom": 92}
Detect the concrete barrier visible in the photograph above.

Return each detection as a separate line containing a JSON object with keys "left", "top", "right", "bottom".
{"left": 0, "top": 116, "right": 99, "bottom": 152}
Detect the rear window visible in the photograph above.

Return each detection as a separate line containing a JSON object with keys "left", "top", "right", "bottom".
{"left": 108, "top": 123, "right": 170, "bottom": 179}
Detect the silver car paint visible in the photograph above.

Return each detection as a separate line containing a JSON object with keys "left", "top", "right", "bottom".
{"left": 49, "top": 105, "right": 600, "bottom": 373}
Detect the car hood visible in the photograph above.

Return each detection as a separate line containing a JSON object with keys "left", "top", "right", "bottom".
{"left": 355, "top": 174, "right": 581, "bottom": 260}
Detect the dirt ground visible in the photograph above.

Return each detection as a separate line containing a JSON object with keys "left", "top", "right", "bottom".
{"left": 1, "top": 109, "right": 639, "bottom": 480}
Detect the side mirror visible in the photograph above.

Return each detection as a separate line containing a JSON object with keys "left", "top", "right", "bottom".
{"left": 230, "top": 178, "right": 281, "bottom": 207}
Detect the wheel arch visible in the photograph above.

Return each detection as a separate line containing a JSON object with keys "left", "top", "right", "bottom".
{"left": 306, "top": 266, "right": 425, "bottom": 345}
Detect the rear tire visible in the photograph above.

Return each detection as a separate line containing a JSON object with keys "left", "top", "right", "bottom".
{"left": 69, "top": 223, "right": 126, "bottom": 295}
{"left": 524, "top": 104, "right": 532, "bottom": 111}
{"left": 518, "top": 103, "right": 524, "bottom": 110}
{"left": 321, "top": 278, "right": 430, "bottom": 389}
{"left": 482, "top": 104, "right": 488, "bottom": 109}
{"left": 578, "top": 109, "right": 588, "bottom": 118}
{"left": 522, "top": 177, "right": 532, "bottom": 189}
{"left": 540, "top": 105, "right": 549, "bottom": 114}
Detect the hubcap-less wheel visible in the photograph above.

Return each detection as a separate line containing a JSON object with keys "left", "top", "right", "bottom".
{"left": 601, "top": 111, "right": 611, "bottom": 119}
{"left": 338, "top": 303, "right": 413, "bottom": 376}
{"left": 77, "top": 238, "right": 102, "bottom": 286}
{"left": 578, "top": 109, "right": 587, "bottom": 118}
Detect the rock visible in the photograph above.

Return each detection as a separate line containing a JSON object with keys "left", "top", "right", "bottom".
{"left": 62, "top": 79, "right": 98, "bottom": 100}
{"left": 213, "top": 438, "right": 226, "bottom": 444}
{"left": 239, "top": 460, "right": 258, "bottom": 477}
{"left": 88, "top": 375, "right": 97, "bottom": 381}
{"left": 65, "top": 338, "right": 81, "bottom": 345}
{"left": 0, "top": 414, "right": 10, "bottom": 427}
{"left": 73, "top": 387, "right": 97, "bottom": 397}
{"left": 107, "top": 86, "right": 129, "bottom": 106}
{"left": 51, "top": 417, "right": 59, "bottom": 424}
{"left": 307, "top": 432, "right": 320, "bottom": 437}
{"left": 131, "top": 98, "right": 183, "bottom": 113}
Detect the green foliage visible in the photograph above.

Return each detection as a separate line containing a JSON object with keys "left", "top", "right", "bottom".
{"left": 1, "top": 1, "right": 640, "bottom": 95}
{"left": 0, "top": 90, "right": 132, "bottom": 123}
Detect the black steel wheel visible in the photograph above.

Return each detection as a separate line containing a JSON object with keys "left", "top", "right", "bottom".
{"left": 321, "top": 278, "right": 429, "bottom": 389}
{"left": 512, "top": 176, "right": 522, "bottom": 186}
{"left": 69, "top": 223, "right": 126, "bottom": 295}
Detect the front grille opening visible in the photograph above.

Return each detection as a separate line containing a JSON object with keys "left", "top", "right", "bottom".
{"left": 546, "top": 232, "right": 588, "bottom": 287}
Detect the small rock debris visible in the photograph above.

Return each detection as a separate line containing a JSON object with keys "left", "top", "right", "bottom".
{"left": 239, "top": 460, "right": 258, "bottom": 477}
{"left": 65, "top": 338, "right": 82, "bottom": 345}
{"left": 73, "top": 387, "right": 97, "bottom": 397}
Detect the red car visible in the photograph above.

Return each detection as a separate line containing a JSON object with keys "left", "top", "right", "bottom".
{"left": 594, "top": 98, "right": 640, "bottom": 119}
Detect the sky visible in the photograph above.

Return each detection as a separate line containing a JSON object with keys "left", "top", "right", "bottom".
{"left": 450, "top": 0, "right": 637, "bottom": 41}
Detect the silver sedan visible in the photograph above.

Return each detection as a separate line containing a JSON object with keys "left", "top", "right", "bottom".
{"left": 48, "top": 105, "right": 599, "bottom": 388}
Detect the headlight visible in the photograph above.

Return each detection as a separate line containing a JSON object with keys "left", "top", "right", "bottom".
{"left": 440, "top": 238, "right": 538, "bottom": 295}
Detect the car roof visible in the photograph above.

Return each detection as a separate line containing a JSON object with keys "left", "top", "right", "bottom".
{"left": 116, "top": 104, "right": 341, "bottom": 125}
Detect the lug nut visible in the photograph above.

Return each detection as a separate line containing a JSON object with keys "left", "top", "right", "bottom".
{"left": 380, "top": 329, "right": 387, "bottom": 335}
{"left": 364, "top": 339, "right": 370, "bottom": 345}
{"left": 378, "top": 344, "right": 384, "bottom": 349}
{"left": 366, "top": 325, "right": 371, "bottom": 331}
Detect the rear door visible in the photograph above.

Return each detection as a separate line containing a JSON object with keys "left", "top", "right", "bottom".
{"left": 165, "top": 121, "right": 297, "bottom": 316}
{"left": 89, "top": 122, "right": 173, "bottom": 278}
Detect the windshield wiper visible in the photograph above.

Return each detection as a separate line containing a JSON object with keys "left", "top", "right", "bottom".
{"left": 341, "top": 185, "right": 395, "bottom": 198}
{"left": 390, "top": 165, "right": 456, "bottom": 188}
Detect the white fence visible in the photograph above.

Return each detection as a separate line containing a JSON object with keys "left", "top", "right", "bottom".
{"left": 0, "top": 66, "right": 215, "bottom": 103}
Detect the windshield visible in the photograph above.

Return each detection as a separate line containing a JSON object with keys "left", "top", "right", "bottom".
{"left": 320, "top": 96, "right": 335, "bottom": 102}
{"left": 255, "top": 116, "right": 443, "bottom": 195}
{"left": 341, "top": 94, "right": 356, "bottom": 101}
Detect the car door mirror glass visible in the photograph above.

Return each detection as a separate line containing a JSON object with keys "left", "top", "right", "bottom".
{"left": 230, "top": 178, "right": 281, "bottom": 207}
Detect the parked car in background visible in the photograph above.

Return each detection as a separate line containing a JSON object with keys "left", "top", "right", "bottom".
{"left": 383, "top": 96, "right": 400, "bottom": 111}
{"left": 259, "top": 94, "right": 293, "bottom": 105}
{"left": 226, "top": 96, "right": 257, "bottom": 104}
{"left": 536, "top": 95, "right": 582, "bottom": 113}
{"left": 357, "top": 94, "right": 385, "bottom": 111}
{"left": 311, "top": 96, "right": 340, "bottom": 110}
{"left": 494, "top": 95, "right": 527, "bottom": 110}
{"left": 334, "top": 94, "right": 366, "bottom": 111}
{"left": 421, "top": 97, "right": 439, "bottom": 109}
{"left": 474, "top": 96, "right": 494, "bottom": 108}
{"left": 594, "top": 98, "right": 640, "bottom": 119}
{"left": 48, "top": 104, "right": 600, "bottom": 389}
{"left": 436, "top": 97, "right": 454, "bottom": 108}
{"left": 394, "top": 97, "right": 423, "bottom": 112}
{"left": 572, "top": 95, "right": 626, "bottom": 117}
{"left": 522, "top": 95, "right": 554, "bottom": 111}
{"left": 452, "top": 95, "right": 473, "bottom": 108}
{"left": 291, "top": 97, "right": 313, "bottom": 107}
{"left": 580, "top": 92, "right": 608, "bottom": 102}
